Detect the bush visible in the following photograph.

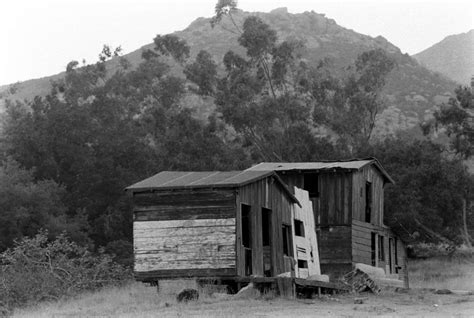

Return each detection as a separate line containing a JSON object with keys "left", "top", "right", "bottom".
{"left": 0, "top": 231, "right": 132, "bottom": 311}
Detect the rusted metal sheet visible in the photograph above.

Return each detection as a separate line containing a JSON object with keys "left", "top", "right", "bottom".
{"left": 246, "top": 157, "right": 394, "bottom": 184}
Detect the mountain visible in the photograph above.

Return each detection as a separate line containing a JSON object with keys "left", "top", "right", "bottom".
{"left": 413, "top": 30, "right": 474, "bottom": 85}
{"left": 0, "top": 8, "right": 459, "bottom": 137}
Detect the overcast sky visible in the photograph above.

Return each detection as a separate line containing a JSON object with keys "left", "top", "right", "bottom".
{"left": 1, "top": 0, "right": 473, "bottom": 86}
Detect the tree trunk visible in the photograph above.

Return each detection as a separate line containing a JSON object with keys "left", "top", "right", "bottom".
{"left": 414, "top": 218, "right": 453, "bottom": 245}
{"left": 462, "top": 198, "right": 472, "bottom": 248}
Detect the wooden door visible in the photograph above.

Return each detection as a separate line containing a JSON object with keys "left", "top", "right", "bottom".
{"left": 293, "top": 187, "right": 321, "bottom": 278}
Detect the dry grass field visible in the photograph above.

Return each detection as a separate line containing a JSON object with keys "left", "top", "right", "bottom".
{"left": 409, "top": 256, "right": 474, "bottom": 290}
{"left": 13, "top": 257, "right": 474, "bottom": 317}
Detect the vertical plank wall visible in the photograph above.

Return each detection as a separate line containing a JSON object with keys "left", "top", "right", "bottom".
{"left": 237, "top": 177, "right": 294, "bottom": 277}
{"left": 133, "top": 189, "right": 237, "bottom": 280}
{"left": 352, "top": 166, "right": 385, "bottom": 225}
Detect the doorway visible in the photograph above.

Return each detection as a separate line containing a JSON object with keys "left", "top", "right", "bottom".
{"left": 241, "top": 204, "right": 252, "bottom": 276}
{"left": 262, "top": 208, "right": 273, "bottom": 277}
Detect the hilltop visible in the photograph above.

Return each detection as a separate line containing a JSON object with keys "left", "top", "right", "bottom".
{"left": 0, "top": 8, "right": 460, "bottom": 137}
{"left": 414, "top": 30, "right": 474, "bottom": 85}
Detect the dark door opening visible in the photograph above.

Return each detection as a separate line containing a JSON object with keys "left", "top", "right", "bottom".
{"left": 241, "top": 204, "right": 252, "bottom": 276}
{"left": 262, "top": 208, "right": 272, "bottom": 277}
{"left": 394, "top": 238, "right": 399, "bottom": 273}
{"left": 282, "top": 224, "right": 293, "bottom": 257}
{"left": 365, "top": 182, "right": 372, "bottom": 223}
{"left": 389, "top": 238, "right": 394, "bottom": 274}
{"left": 371, "top": 232, "right": 376, "bottom": 266}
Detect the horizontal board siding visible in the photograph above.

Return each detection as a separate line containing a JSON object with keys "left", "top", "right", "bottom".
{"left": 135, "top": 268, "right": 236, "bottom": 281}
{"left": 133, "top": 190, "right": 235, "bottom": 207}
{"left": 133, "top": 189, "right": 236, "bottom": 221}
{"left": 134, "top": 206, "right": 235, "bottom": 221}
{"left": 134, "top": 218, "right": 236, "bottom": 274}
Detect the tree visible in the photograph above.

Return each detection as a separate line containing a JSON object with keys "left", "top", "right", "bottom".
{"left": 184, "top": 50, "right": 218, "bottom": 96}
{"left": 362, "top": 137, "right": 473, "bottom": 245}
{"left": 432, "top": 86, "right": 474, "bottom": 159}
{"left": 311, "top": 49, "right": 395, "bottom": 153}
{"left": 423, "top": 85, "right": 474, "bottom": 247}
{"left": 0, "top": 159, "right": 89, "bottom": 251}
{"left": 152, "top": 34, "right": 190, "bottom": 65}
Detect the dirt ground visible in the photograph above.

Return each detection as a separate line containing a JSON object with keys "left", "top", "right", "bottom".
{"left": 13, "top": 283, "right": 474, "bottom": 317}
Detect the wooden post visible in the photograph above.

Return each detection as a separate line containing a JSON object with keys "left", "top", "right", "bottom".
{"left": 317, "top": 287, "right": 321, "bottom": 297}
{"left": 277, "top": 277, "right": 295, "bottom": 299}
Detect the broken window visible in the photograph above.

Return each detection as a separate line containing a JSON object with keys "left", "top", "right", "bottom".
{"left": 297, "top": 260, "right": 308, "bottom": 269}
{"left": 303, "top": 173, "right": 319, "bottom": 198}
{"left": 294, "top": 219, "right": 305, "bottom": 237}
{"left": 282, "top": 224, "right": 293, "bottom": 257}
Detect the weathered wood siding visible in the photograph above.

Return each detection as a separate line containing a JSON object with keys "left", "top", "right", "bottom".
{"left": 351, "top": 219, "right": 408, "bottom": 287}
{"left": 236, "top": 178, "right": 294, "bottom": 277}
{"left": 351, "top": 220, "right": 373, "bottom": 265}
{"left": 278, "top": 172, "right": 352, "bottom": 226}
{"left": 319, "top": 172, "right": 352, "bottom": 225}
{"left": 132, "top": 189, "right": 237, "bottom": 280}
{"left": 318, "top": 226, "right": 352, "bottom": 264}
{"left": 352, "top": 166, "right": 385, "bottom": 226}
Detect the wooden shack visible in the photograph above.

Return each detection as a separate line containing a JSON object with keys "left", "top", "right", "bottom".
{"left": 126, "top": 170, "right": 322, "bottom": 283}
{"left": 247, "top": 158, "right": 409, "bottom": 287}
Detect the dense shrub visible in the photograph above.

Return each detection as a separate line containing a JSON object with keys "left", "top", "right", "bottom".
{"left": 0, "top": 231, "right": 132, "bottom": 311}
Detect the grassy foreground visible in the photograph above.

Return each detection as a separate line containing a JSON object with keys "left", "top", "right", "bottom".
{"left": 409, "top": 256, "right": 474, "bottom": 290}
{"left": 13, "top": 257, "right": 474, "bottom": 317}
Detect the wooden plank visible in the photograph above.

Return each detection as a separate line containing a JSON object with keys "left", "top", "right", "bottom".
{"left": 134, "top": 225, "right": 234, "bottom": 239}
{"left": 134, "top": 238, "right": 235, "bottom": 252}
{"left": 134, "top": 256, "right": 236, "bottom": 271}
{"left": 277, "top": 277, "right": 296, "bottom": 299}
{"left": 352, "top": 235, "right": 372, "bottom": 247}
{"left": 133, "top": 190, "right": 235, "bottom": 204}
{"left": 134, "top": 218, "right": 236, "bottom": 272}
{"left": 294, "top": 278, "right": 350, "bottom": 291}
{"left": 134, "top": 218, "right": 235, "bottom": 230}
{"left": 135, "top": 268, "right": 236, "bottom": 280}
{"left": 134, "top": 206, "right": 235, "bottom": 221}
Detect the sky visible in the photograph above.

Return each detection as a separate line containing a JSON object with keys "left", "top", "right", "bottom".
{"left": 1, "top": 0, "right": 473, "bottom": 86}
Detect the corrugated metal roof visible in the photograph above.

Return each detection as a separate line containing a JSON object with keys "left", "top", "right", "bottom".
{"left": 246, "top": 158, "right": 394, "bottom": 184}
{"left": 126, "top": 170, "right": 274, "bottom": 190}
{"left": 126, "top": 170, "right": 300, "bottom": 205}
{"left": 247, "top": 160, "right": 374, "bottom": 171}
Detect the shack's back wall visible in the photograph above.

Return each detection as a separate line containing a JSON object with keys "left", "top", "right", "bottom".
{"left": 132, "top": 189, "right": 237, "bottom": 280}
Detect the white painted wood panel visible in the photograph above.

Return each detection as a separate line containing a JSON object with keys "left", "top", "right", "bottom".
{"left": 293, "top": 187, "right": 321, "bottom": 278}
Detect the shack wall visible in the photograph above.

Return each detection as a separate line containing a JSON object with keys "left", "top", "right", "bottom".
{"left": 236, "top": 177, "right": 294, "bottom": 277}
{"left": 278, "top": 171, "right": 352, "bottom": 226}
{"left": 352, "top": 165, "right": 385, "bottom": 226}
{"left": 351, "top": 219, "right": 409, "bottom": 287}
{"left": 132, "top": 189, "right": 237, "bottom": 281}
{"left": 318, "top": 225, "right": 352, "bottom": 280}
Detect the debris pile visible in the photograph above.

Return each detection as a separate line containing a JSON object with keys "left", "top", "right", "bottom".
{"left": 342, "top": 268, "right": 381, "bottom": 294}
